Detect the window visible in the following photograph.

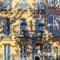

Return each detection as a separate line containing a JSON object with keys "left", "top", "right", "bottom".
{"left": 48, "top": 14, "right": 59, "bottom": 34}
{"left": 35, "top": 0, "right": 45, "bottom": 11}
{"left": 18, "top": 0, "right": 27, "bottom": 11}
{"left": 48, "top": 0, "right": 58, "bottom": 7}
{"left": 2, "top": 18, "right": 10, "bottom": 37}
{"left": 3, "top": 45, "right": 10, "bottom": 60}
{"left": 2, "top": 0, "right": 11, "bottom": 11}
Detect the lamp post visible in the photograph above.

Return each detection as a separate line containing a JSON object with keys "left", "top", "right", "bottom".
{"left": 18, "top": 18, "right": 45, "bottom": 60}
{"left": 18, "top": 19, "right": 29, "bottom": 60}
{"left": 35, "top": 22, "right": 45, "bottom": 60}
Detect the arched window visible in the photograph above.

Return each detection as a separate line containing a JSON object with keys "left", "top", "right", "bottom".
{"left": 18, "top": 0, "right": 27, "bottom": 11}
{"left": 48, "top": 0, "right": 58, "bottom": 7}
{"left": 48, "top": 14, "right": 59, "bottom": 34}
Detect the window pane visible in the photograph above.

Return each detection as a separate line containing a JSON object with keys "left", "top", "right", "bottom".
{"left": 35, "top": 0, "right": 45, "bottom": 11}
{"left": 3, "top": 18, "right": 10, "bottom": 36}
{"left": 3, "top": 45, "right": 10, "bottom": 60}
{"left": 48, "top": 25, "right": 53, "bottom": 33}
{"left": 48, "top": 15, "right": 53, "bottom": 24}
{"left": 2, "top": 0, "right": 11, "bottom": 11}
{"left": 18, "top": 0, "right": 27, "bottom": 11}
{"left": 53, "top": 26, "right": 58, "bottom": 34}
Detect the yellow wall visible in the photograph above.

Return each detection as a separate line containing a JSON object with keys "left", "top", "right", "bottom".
{"left": 0, "top": 0, "right": 60, "bottom": 55}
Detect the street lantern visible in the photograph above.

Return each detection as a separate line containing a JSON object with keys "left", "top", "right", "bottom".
{"left": 20, "top": 19, "right": 27, "bottom": 32}
{"left": 34, "top": 22, "right": 45, "bottom": 60}
{"left": 37, "top": 22, "right": 45, "bottom": 38}
{"left": 19, "top": 19, "right": 28, "bottom": 38}
{"left": 18, "top": 19, "right": 29, "bottom": 60}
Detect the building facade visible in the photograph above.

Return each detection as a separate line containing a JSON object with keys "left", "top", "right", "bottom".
{"left": 0, "top": 0, "right": 60, "bottom": 60}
